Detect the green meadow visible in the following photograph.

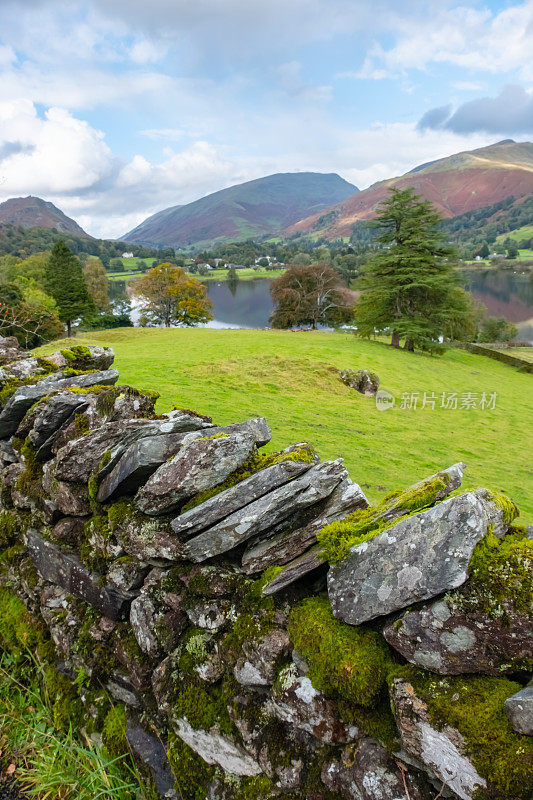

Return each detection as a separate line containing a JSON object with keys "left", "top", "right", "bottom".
{"left": 35, "top": 328, "right": 533, "bottom": 520}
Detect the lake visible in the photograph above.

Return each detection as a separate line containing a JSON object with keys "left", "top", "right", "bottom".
{"left": 115, "top": 268, "right": 533, "bottom": 341}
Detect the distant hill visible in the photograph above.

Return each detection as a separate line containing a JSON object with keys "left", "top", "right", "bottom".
{"left": 122, "top": 172, "right": 358, "bottom": 248}
{"left": 0, "top": 196, "right": 89, "bottom": 237}
{"left": 285, "top": 140, "right": 533, "bottom": 241}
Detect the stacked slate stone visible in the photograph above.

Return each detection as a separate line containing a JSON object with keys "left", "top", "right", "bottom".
{"left": 0, "top": 336, "right": 531, "bottom": 800}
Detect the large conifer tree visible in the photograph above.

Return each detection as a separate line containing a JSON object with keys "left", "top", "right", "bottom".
{"left": 44, "top": 240, "right": 94, "bottom": 336}
{"left": 355, "top": 188, "right": 472, "bottom": 352}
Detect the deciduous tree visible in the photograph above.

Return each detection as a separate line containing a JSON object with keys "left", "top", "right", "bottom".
{"left": 132, "top": 262, "right": 213, "bottom": 327}
{"left": 270, "top": 262, "right": 354, "bottom": 329}
{"left": 82, "top": 257, "right": 110, "bottom": 311}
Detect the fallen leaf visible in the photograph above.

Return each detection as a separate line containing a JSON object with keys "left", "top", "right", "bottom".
{"left": 6, "top": 763, "right": 16, "bottom": 775}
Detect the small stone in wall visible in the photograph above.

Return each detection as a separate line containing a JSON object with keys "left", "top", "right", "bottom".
{"left": 339, "top": 368, "right": 380, "bottom": 395}
{"left": 505, "top": 686, "right": 533, "bottom": 735}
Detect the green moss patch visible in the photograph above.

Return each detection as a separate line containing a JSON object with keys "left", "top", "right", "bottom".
{"left": 486, "top": 490, "right": 519, "bottom": 525}
{"left": 167, "top": 734, "right": 214, "bottom": 800}
{"left": 287, "top": 596, "right": 393, "bottom": 706}
{"left": 0, "top": 586, "right": 40, "bottom": 652}
{"left": 101, "top": 704, "right": 128, "bottom": 759}
{"left": 460, "top": 528, "right": 533, "bottom": 617}
{"left": 395, "top": 667, "right": 533, "bottom": 800}
{"left": 179, "top": 444, "right": 316, "bottom": 514}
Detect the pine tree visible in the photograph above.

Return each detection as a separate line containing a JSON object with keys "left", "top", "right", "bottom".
{"left": 44, "top": 240, "right": 94, "bottom": 336}
{"left": 355, "top": 188, "right": 472, "bottom": 353}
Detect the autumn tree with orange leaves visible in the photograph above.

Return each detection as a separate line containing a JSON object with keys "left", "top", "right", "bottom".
{"left": 132, "top": 263, "right": 213, "bottom": 327}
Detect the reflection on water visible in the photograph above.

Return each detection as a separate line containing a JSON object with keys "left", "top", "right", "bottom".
{"left": 119, "top": 269, "right": 533, "bottom": 342}
{"left": 460, "top": 269, "right": 533, "bottom": 342}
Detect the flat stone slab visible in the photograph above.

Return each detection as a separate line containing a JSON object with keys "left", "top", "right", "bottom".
{"left": 97, "top": 432, "right": 189, "bottom": 501}
{"left": 126, "top": 715, "right": 179, "bottom": 800}
{"left": 0, "top": 368, "right": 119, "bottom": 439}
{"left": 182, "top": 460, "right": 346, "bottom": 562}
{"left": 262, "top": 545, "right": 326, "bottom": 596}
{"left": 53, "top": 414, "right": 209, "bottom": 485}
{"left": 242, "top": 478, "right": 368, "bottom": 574}
{"left": 172, "top": 718, "right": 262, "bottom": 776}
{"left": 390, "top": 676, "right": 486, "bottom": 800}
{"left": 328, "top": 490, "right": 505, "bottom": 626}
{"left": 136, "top": 429, "right": 257, "bottom": 515}
{"left": 383, "top": 593, "right": 533, "bottom": 675}
{"left": 505, "top": 686, "right": 533, "bottom": 735}
{"left": 171, "top": 459, "right": 312, "bottom": 538}
{"left": 24, "top": 529, "right": 132, "bottom": 620}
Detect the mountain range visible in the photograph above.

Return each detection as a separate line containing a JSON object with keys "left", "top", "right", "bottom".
{"left": 284, "top": 140, "right": 533, "bottom": 241}
{"left": 0, "top": 196, "right": 89, "bottom": 237}
{"left": 122, "top": 172, "right": 358, "bottom": 248}
{"left": 1, "top": 140, "right": 531, "bottom": 251}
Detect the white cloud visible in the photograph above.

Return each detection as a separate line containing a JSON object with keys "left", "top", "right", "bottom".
{"left": 0, "top": 100, "right": 113, "bottom": 194}
{"left": 140, "top": 128, "right": 185, "bottom": 141}
{"left": 360, "top": 1, "right": 533, "bottom": 80}
{"left": 276, "top": 61, "right": 332, "bottom": 104}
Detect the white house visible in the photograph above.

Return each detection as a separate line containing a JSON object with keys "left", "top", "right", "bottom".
{"left": 122, "top": 252, "right": 134, "bottom": 258}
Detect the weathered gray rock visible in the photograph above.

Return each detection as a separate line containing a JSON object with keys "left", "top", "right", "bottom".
{"left": 0, "top": 335, "right": 28, "bottom": 365}
{"left": 328, "top": 490, "right": 505, "bottom": 626}
{"left": 50, "top": 517, "right": 85, "bottom": 545}
{"left": 321, "top": 738, "right": 433, "bottom": 800}
{"left": 339, "top": 368, "right": 380, "bottom": 396}
{"left": 242, "top": 478, "right": 368, "bottom": 574}
{"left": 171, "top": 459, "right": 313, "bottom": 538}
{"left": 97, "top": 432, "right": 189, "bottom": 501}
{"left": 136, "top": 430, "right": 257, "bottom": 516}
{"left": 0, "top": 368, "right": 118, "bottom": 438}
{"left": 42, "top": 463, "right": 91, "bottom": 516}
{"left": 262, "top": 546, "right": 325, "bottom": 596}
{"left": 172, "top": 718, "right": 262, "bottom": 776}
{"left": 25, "top": 529, "right": 132, "bottom": 620}
{"left": 118, "top": 514, "right": 183, "bottom": 562}
{"left": 390, "top": 676, "right": 486, "bottom": 800}
{"left": 130, "top": 569, "right": 187, "bottom": 657}
{"left": 234, "top": 629, "right": 291, "bottom": 687}
{"left": 182, "top": 460, "right": 346, "bottom": 562}
{"left": 505, "top": 686, "right": 533, "bottom": 735}
{"left": 52, "top": 414, "right": 208, "bottom": 485}
{"left": 106, "top": 560, "right": 149, "bottom": 593}
{"left": 125, "top": 715, "right": 179, "bottom": 800}
{"left": 186, "top": 600, "right": 232, "bottom": 631}
{"left": 28, "top": 392, "right": 90, "bottom": 460}
{"left": 383, "top": 593, "right": 533, "bottom": 675}
{"left": 267, "top": 667, "right": 358, "bottom": 744}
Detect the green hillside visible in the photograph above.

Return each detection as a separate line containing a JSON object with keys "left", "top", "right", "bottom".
{"left": 35, "top": 327, "right": 533, "bottom": 520}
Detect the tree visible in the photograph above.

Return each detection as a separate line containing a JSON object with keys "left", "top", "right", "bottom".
{"left": 82, "top": 257, "right": 110, "bottom": 311}
{"left": 131, "top": 262, "right": 213, "bottom": 327}
{"left": 479, "top": 242, "right": 490, "bottom": 259}
{"left": 0, "top": 281, "right": 63, "bottom": 347}
{"left": 506, "top": 241, "right": 519, "bottom": 259}
{"left": 355, "top": 188, "right": 473, "bottom": 353}
{"left": 44, "top": 240, "right": 94, "bottom": 336}
{"left": 270, "top": 263, "right": 354, "bottom": 329}
{"left": 478, "top": 316, "right": 518, "bottom": 343}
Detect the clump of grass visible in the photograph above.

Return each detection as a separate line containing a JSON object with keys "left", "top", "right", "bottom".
{"left": 0, "top": 651, "right": 144, "bottom": 800}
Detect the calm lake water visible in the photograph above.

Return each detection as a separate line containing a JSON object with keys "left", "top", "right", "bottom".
{"left": 116, "top": 268, "right": 533, "bottom": 341}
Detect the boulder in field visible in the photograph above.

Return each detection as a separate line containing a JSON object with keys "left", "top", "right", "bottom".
{"left": 339, "top": 368, "right": 380, "bottom": 395}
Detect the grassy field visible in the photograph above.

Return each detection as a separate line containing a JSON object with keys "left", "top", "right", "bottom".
{"left": 495, "top": 225, "right": 533, "bottom": 244}
{"left": 106, "top": 266, "right": 287, "bottom": 283}
{"left": 35, "top": 328, "right": 533, "bottom": 521}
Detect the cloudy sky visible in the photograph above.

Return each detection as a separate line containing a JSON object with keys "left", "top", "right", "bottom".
{"left": 0, "top": 0, "right": 531, "bottom": 238}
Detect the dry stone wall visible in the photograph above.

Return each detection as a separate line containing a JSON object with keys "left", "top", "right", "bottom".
{"left": 0, "top": 336, "right": 531, "bottom": 800}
